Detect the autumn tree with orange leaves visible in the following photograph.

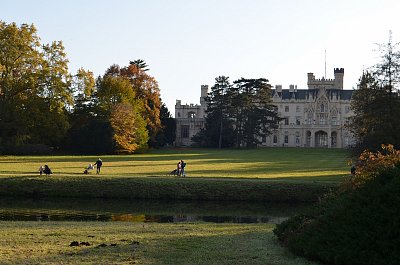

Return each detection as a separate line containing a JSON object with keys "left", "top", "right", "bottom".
{"left": 105, "top": 60, "right": 162, "bottom": 147}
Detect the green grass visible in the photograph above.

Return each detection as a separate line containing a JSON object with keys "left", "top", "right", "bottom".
{"left": 0, "top": 221, "right": 318, "bottom": 265}
{"left": 0, "top": 147, "right": 350, "bottom": 180}
{"left": 0, "top": 148, "right": 350, "bottom": 201}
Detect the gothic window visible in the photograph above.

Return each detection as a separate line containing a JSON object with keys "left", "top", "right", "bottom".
{"left": 296, "top": 116, "right": 301, "bottom": 125}
{"left": 319, "top": 114, "right": 325, "bottom": 125}
{"left": 331, "top": 131, "right": 337, "bottom": 147}
{"left": 331, "top": 116, "right": 339, "bottom": 125}
{"left": 188, "top": 112, "right": 196, "bottom": 119}
{"left": 181, "top": 125, "right": 189, "bottom": 138}
{"left": 320, "top": 104, "right": 325, "bottom": 113}
{"left": 306, "top": 131, "right": 311, "bottom": 147}
{"left": 307, "top": 112, "right": 313, "bottom": 124}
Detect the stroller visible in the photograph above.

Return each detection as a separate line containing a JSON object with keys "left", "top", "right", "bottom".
{"left": 168, "top": 169, "right": 179, "bottom": 176}
{"left": 84, "top": 164, "right": 94, "bottom": 174}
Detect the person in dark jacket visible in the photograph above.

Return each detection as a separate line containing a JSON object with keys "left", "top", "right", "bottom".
{"left": 43, "top": 165, "right": 52, "bottom": 176}
{"left": 94, "top": 158, "right": 103, "bottom": 174}
{"left": 180, "top": 160, "right": 186, "bottom": 177}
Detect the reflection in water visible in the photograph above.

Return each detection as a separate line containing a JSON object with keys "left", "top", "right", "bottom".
{"left": 0, "top": 198, "right": 311, "bottom": 224}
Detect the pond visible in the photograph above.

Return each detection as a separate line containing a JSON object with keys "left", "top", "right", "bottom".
{"left": 0, "top": 198, "right": 310, "bottom": 224}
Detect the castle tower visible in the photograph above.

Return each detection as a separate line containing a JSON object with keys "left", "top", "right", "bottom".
{"left": 334, "top": 68, "right": 344, "bottom": 89}
{"left": 200, "top": 85, "right": 209, "bottom": 106}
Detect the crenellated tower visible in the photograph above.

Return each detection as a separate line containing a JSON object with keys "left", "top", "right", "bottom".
{"left": 307, "top": 68, "right": 344, "bottom": 90}
{"left": 334, "top": 68, "right": 344, "bottom": 89}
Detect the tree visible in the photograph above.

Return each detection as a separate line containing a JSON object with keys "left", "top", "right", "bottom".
{"left": 230, "top": 78, "right": 280, "bottom": 148}
{"left": 105, "top": 61, "right": 162, "bottom": 147}
{"left": 110, "top": 103, "right": 148, "bottom": 153}
{"left": 129, "top": 59, "right": 149, "bottom": 72}
{"left": 192, "top": 76, "right": 235, "bottom": 148}
{"left": 348, "top": 34, "right": 400, "bottom": 153}
{"left": 0, "top": 21, "right": 73, "bottom": 151}
{"left": 154, "top": 103, "right": 176, "bottom": 147}
{"left": 95, "top": 75, "right": 148, "bottom": 153}
{"left": 192, "top": 76, "right": 280, "bottom": 148}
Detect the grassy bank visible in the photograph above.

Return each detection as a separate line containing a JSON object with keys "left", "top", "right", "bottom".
{"left": 0, "top": 221, "right": 318, "bottom": 265}
{"left": 0, "top": 175, "right": 333, "bottom": 202}
{"left": 0, "top": 148, "right": 350, "bottom": 201}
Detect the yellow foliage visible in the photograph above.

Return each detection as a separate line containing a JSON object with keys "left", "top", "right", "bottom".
{"left": 344, "top": 144, "right": 400, "bottom": 189}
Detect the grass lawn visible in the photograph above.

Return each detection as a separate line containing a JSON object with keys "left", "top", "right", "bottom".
{"left": 0, "top": 148, "right": 350, "bottom": 201}
{"left": 0, "top": 221, "right": 318, "bottom": 265}
{"left": 0, "top": 147, "right": 350, "bottom": 181}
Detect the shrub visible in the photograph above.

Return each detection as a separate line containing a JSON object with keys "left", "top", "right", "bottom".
{"left": 274, "top": 146, "right": 400, "bottom": 265}
{"left": 344, "top": 144, "right": 400, "bottom": 189}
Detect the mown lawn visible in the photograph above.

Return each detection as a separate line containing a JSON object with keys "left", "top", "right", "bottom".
{"left": 0, "top": 221, "right": 318, "bottom": 265}
{"left": 0, "top": 148, "right": 350, "bottom": 181}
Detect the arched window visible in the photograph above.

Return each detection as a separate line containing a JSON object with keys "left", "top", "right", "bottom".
{"left": 188, "top": 112, "right": 196, "bottom": 119}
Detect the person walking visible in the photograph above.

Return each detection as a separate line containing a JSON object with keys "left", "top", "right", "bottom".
{"left": 180, "top": 160, "right": 186, "bottom": 177}
{"left": 177, "top": 161, "right": 182, "bottom": 176}
{"left": 94, "top": 158, "right": 103, "bottom": 174}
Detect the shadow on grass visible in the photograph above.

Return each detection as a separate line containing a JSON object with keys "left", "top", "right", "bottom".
{"left": 3, "top": 223, "right": 317, "bottom": 265}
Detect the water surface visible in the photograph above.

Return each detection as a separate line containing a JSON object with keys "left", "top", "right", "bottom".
{"left": 0, "top": 198, "right": 310, "bottom": 223}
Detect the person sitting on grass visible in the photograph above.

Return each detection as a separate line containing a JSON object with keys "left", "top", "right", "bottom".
{"left": 43, "top": 165, "right": 52, "bottom": 176}
{"left": 84, "top": 163, "right": 94, "bottom": 174}
{"left": 38, "top": 165, "right": 44, "bottom": 176}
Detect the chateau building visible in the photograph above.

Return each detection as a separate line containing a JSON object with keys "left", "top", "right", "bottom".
{"left": 175, "top": 68, "right": 354, "bottom": 148}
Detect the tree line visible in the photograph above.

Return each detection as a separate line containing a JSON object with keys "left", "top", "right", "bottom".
{"left": 1, "top": 21, "right": 399, "bottom": 155}
{"left": 192, "top": 76, "right": 281, "bottom": 148}
{"left": 0, "top": 21, "right": 175, "bottom": 154}
{"left": 348, "top": 32, "right": 400, "bottom": 154}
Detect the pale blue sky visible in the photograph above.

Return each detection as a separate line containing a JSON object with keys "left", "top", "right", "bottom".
{"left": 2, "top": 0, "right": 400, "bottom": 115}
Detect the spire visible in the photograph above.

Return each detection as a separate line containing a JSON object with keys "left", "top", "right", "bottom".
{"left": 324, "top": 49, "right": 327, "bottom": 79}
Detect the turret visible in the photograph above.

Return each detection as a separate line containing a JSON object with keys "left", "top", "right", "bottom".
{"left": 334, "top": 68, "right": 344, "bottom": 89}
{"left": 200, "top": 85, "right": 209, "bottom": 106}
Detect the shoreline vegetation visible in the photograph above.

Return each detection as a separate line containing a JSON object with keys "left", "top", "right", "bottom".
{"left": 0, "top": 148, "right": 349, "bottom": 202}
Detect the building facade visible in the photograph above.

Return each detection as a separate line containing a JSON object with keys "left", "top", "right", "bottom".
{"left": 175, "top": 68, "right": 354, "bottom": 148}
{"left": 175, "top": 85, "right": 209, "bottom": 146}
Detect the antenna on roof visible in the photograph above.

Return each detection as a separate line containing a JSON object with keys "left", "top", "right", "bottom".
{"left": 324, "top": 49, "right": 327, "bottom": 79}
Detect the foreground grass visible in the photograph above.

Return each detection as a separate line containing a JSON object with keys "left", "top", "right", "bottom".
{"left": 0, "top": 148, "right": 349, "bottom": 181}
{"left": 0, "top": 221, "right": 318, "bottom": 265}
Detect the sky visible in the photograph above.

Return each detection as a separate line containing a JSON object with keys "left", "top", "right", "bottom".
{"left": 2, "top": 0, "right": 400, "bottom": 116}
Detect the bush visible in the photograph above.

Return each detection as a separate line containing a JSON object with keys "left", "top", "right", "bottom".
{"left": 274, "top": 147, "right": 400, "bottom": 265}
{"left": 344, "top": 144, "right": 400, "bottom": 188}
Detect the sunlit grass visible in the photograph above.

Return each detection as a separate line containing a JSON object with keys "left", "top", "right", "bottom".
{"left": 0, "top": 148, "right": 350, "bottom": 181}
